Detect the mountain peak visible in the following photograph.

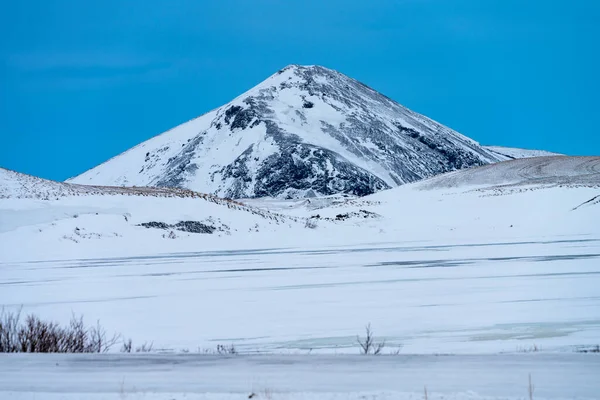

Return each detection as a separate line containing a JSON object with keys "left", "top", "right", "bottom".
{"left": 248, "top": 64, "right": 343, "bottom": 94}
{"left": 70, "top": 66, "right": 505, "bottom": 199}
{"left": 278, "top": 64, "right": 329, "bottom": 72}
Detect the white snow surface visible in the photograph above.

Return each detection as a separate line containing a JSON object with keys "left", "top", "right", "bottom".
{"left": 484, "top": 146, "right": 562, "bottom": 160}
{"left": 1, "top": 354, "right": 598, "bottom": 399}
{"left": 1, "top": 157, "right": 600, "bottom": 398}
{"left": 413, "top": 156, "right": 600, "bottom": 190}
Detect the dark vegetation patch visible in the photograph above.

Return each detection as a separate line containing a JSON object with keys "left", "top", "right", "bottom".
{"left": 575, "top": 345, "right": 600, "bottom": 353}
{"left": 0, "top": 308, "right": 119, "bottom": 353}
{"left": 138, "top": 221, "right": 217, "bottom": 234}
{"left": 309, "top": 209, "right": 380, "bottom": 222}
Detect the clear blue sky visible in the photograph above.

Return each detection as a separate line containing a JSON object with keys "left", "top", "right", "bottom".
{"left": 1, "top": 0, "right": 598, "bottom": 181}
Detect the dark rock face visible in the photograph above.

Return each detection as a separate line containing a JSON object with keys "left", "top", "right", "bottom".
{"left": 71, "top": 64, "right": 505, "bottom": 198}
{"left": 219, "top": 141, "right": 390, "bottom": 199}
{"left": 201, "top": 65, "right": 500, "bottom": 198}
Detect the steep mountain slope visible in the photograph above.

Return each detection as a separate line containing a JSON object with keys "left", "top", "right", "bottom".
{"left": 69, "top": 65, "right": 506, "bottom": 199}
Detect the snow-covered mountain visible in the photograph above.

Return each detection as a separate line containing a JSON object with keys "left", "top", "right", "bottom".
{"left": 69, "top": 64, "right": 510, "bottom": 199}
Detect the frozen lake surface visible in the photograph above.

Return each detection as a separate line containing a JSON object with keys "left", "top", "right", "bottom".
{"left": 2, "top": 236, "right": 599, "bottom": 355}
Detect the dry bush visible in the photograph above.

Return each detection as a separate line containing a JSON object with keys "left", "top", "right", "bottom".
{"left": 304, "top": 218, "right": 318, "bottom": 229}
{"left": 216, "top": 343, "right": 237, "bottom": 355}
{"left": 528, "top": 373, "right": 535, "bottom": 400}
{"left": 0, "top": 308, "right": 119, "bottom": 353}
{"left": 121, "top": 338, "right": 133, "bottom": 353}
{"left": 135, "top": 341, "right": 154, "bottom": 353}
{"left": 357, "top": 323, "right": 385, "bottom": 355}
{"left": 198, "top": 344, "right": 238, "bottom": 355}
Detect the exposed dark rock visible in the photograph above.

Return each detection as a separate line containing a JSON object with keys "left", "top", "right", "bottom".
{"left": 174, "top": 221, "right": 216, "bottom": 234}
{"left": 138, "top": 220, "right": 216, "bottom": 234}
{"left": 139, "top": 222, "right": 170, "bottom": 230}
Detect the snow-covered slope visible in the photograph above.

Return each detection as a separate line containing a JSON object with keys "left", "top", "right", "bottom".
{"left": 484, "top": 146, "right": 562, "bottom": 160}
{"left": 69, "top": 65, "right": 506, "bottom": 199}
{"left": 1, "top": 167, "right": 206, "bottom": 200}
{"left": 291, "top": 156, "right": 600, "bottom": 253}
{"left": 412, "top": 156, "right": 600, "bottom": 191}
{"left": 0, "top": 167, "right": 301, "bottom": 251}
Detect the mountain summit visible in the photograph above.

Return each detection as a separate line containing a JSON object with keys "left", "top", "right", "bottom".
{"left": 70, "top": 64, "right": 505, "bottom": 198}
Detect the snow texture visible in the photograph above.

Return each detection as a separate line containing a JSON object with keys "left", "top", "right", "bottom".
{"left": 68, "top": 65, "right": 513, "bottom": 199}
{"left": 2, "top": 156, "right": 599, "bottom": 353}
{"left": 2, "top": 156, "right": 600, "bottom": 398}
{"left": 413, "top": 156, "right": 600, "bottom": 190}
{"left": 1, "top": 354, "right": 599, "bottom": 399}
{"left": 484, "top": 146, "right": 562, "bottom": 160}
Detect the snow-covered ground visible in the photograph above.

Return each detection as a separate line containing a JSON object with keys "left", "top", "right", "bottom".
{"left": 1, "top": 353, "right": 598, "bottom": 399}
{"left": 1, "top": 157, "right": 599, "bottom": 398}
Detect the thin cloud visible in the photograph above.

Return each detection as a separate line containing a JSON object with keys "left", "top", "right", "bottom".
{"left": 7, "top": 51, "right": 158, "bottom": 71}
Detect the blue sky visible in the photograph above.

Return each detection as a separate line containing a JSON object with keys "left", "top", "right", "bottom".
{"left": 1, "top": 0, "right": 598, "bottom": 181}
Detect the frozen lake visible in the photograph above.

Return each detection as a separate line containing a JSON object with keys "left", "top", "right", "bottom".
{"left": 2, "top": 235, "right": 599, "bottom": 355}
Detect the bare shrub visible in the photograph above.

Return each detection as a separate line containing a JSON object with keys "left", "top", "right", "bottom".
{"left": 198, "top": 344, "right": 238, "bottom": 355}
{"left": 163, "top": 230, "right": 177, "bottom": 239}
{"left": 528, "top": 374, "right": 535, "bottom": 400}
{"left": 0, "top": 307, "right": 22, "bottom": 352}
{"left": 0, "top": 308, "right": 119, "bottom": 353}
{"left": 216, "top": 343, "right": 237, "bottom": 355}
{"left": 304, "top": 218, "right": 318, "bottom": 229}
{"left": 357, "top": 323, "right": 385, "bottom": 355}
{"left": 575, "top": 345, "right": 599, "bottom": 353}
{"left": 89, "top": 320, "right": 120, "bottom": 353}
{"left": 135, "top": 341, "right": 153, "bottom": 353}
{"left": 121, "top": 338, "right": 133, "bottom": 353}
{"left": 518, "top": 344, "right": 540, "bottom": 353}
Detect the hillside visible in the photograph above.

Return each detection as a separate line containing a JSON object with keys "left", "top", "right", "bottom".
{"left": 412, "top": 156, "right": 600, "bottom": 191}
{"left": 0, "top": 167, "right": 301, "bottom": 252}
{"left": 484, "top": 145, "right": 562, "bottom": 160}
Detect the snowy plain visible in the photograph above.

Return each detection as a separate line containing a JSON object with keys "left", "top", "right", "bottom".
{"left": 1, "top": 157, "right": 600, "bottom": 399}
{"left": 1, "top": 353, "right": 599, "bottom": 399}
